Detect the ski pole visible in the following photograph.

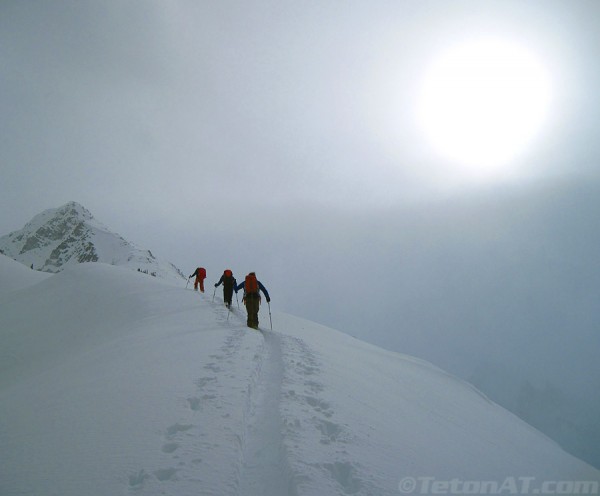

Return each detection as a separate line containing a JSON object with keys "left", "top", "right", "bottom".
{"left": 185, "top": 277, "right": 190, "bottom": 289}
{"left": 212, "top": 286, "right": 217, "bottom": 302}
{"left": 236, "top": 292, "right": 240, "bottom": 309}
{"left": 267, "top": 301, "right": 273, "bottom": 330}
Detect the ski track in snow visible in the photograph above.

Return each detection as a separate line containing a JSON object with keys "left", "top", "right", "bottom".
{"left": 190, "top": 297, "right": 368, "bottom": 496}
{"left": 238, "top": 326, "right": 292, "bottom": 496}
{"left": 218, "top": 300, "right": 295, "bottom": 495}
{"left": 125, "top": 293, "right": 296, "bottom": 496}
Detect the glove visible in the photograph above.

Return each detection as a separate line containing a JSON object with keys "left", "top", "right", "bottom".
{"left": 214, "top": 283, "right": 218, "bottom": 287}
{"left": 266, "top": 297, "right": 271, "bottom": 303}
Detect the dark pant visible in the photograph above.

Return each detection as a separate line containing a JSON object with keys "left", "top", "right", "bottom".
{"left": 223, "top": 285, "right": 234, "bottom": 306}
{"left": 244, "top": 293, "right": 260, "bottom": 328}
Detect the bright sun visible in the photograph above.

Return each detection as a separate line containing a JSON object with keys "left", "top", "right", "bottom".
{"left": 417, "top": 39, "right": 552, "bottom": 179}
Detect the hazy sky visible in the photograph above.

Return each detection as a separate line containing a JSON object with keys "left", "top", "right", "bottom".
{"left": 2, "top": 1, "right": 599, "bottom": 227}
{"left": 2, "top": 0, "right": 600, "bottom": 465}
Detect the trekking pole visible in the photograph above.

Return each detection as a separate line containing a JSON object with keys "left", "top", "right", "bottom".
{"left": 267, "top": 301, "right": 273, "bottom": 330}
{"left": 212, "top": 287, "right": 217, "bottom": 302}
{"left": 236, "top": 292, "right": 240, "bottom": 309}
{"left": 185, "top": 277, "right": 190, "bottom": 289}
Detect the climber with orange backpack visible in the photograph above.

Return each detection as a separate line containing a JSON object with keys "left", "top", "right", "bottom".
{"left": 189, "top": 266, "right": 207, "bottom": 292}
{"left": 234, "top": 272, "right": 270, "bottom": 329}
{"left": 214, "top": 269, "right": 237, "bottom": 308}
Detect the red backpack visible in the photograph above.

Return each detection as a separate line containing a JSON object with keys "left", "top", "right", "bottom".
{"left": 224, "top": 269, "right": 233, "bottom": 278}
{"left": 245, "top": 273, "right": 258, "bottom": 294}
{"left": 198, "top": 267, "right": 206, "bottom": 278}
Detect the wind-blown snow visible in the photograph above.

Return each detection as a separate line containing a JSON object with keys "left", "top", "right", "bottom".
{"left": 0, "top": 255, "right": 598, "bottom": 495}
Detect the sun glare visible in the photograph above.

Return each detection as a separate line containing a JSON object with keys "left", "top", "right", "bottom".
{"left": 417, "top": 39, "right": 552, "bottom": 180}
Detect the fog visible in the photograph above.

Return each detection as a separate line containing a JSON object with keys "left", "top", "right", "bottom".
{"left": 1, "top": 0, "right": 599, "bottom": 468}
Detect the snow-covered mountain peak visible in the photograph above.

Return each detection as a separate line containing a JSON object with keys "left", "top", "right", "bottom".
{"left": 0, "top": 202, "right": 185, "bottom": 283}
{"left": 45, "top": 201, "right": 94, "bottom": 222}
{"left": 14, "top": 201, "right": 103, "bottom": 248}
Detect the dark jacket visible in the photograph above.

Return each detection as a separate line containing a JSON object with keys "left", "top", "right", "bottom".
{"left": 215, "top": 274, "right": 236, "bottom": 289}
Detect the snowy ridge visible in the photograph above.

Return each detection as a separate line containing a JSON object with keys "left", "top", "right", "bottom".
{"left": 0, "top": 257, "right": 598, "bottom": 495}
{"left": 0, "top": 201, "right": 185, "bottom": 283}
{"left": 0, "top": 252, "right": 51, "bottom": 295}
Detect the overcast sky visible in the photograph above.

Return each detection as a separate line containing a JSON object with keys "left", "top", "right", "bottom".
{"left": 2, "top": 0, "right": 600, "bottom": 465}
{"left": 2, "top": 1, "right": 599, "bottom": 229}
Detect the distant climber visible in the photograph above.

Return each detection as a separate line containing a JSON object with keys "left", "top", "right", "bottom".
{"left": 235, "top": 272, "right": 270, "bottom": 329}
{"left": 189, "top": 267, "right": 207, "bottom": 292}
{"left": 215, "top": 269, "right": 237, "bottom": 308}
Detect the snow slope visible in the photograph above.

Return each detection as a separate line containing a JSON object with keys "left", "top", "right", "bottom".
{"left": 0, "top": 253, "right": 50, "bottom": 295}
{"left": 0, "top": 256, "right": 598, "bottom": 496}
{"left": 0, "top": 201, "right": 185, "bottom": 283}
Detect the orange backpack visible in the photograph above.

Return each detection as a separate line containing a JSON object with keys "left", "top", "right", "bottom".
{"left": 224, "top": 269, "right": 233, "bottom": 278}
{"left": 245, "top": 273, "right": 258, "bottom": 294}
